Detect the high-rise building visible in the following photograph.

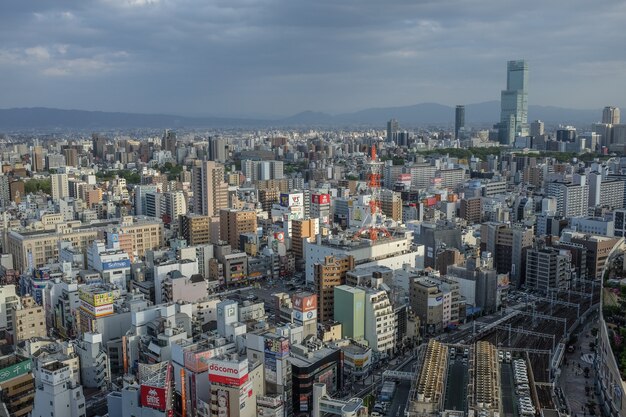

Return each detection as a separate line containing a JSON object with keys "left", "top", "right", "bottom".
{"left": 31, "top": 146, "right": 44, "bottom": 172}
{"left": 179, "top": 213, "right": 211, "bottom": 245}
{"left": 602, "top": 106, "right": 620, "bottom": 124}
{"left": 530, "top": 120, "right": 544, "bottom": 136}
{"left": 63, "top": 148, "right": 79, "bottom": 167}
{"left": 314, "top": 255, "right": 355, "bottom": 323}
{"left": 242, "top": 160, "right": 284, "bottom": 181}
{"left": 192, "top": 160, "right": 228, "bottom": 217}
{"left": 51, "top": 173, "right": 69, "bottom": 202}
{"left": 380, "top": 190, "right": 402, "bottom": 221}
{"left": 208, "top": 136, "right": 228, "bottom": 163}
{"left": 334, "top": 285, "right": 365, "bottom": 340}
{"left": 545, "top": 180, "right": 590, "bottom": 218}
{"left": 481, "top": 222, "right": 534, "bottom": 287}
{"left": 498, "top": 60, "right": 529, "bottom": 144}
{"left": 525, "top": 246, "right": 570, "bottom": 293}
{"left": 455, "top": 105, "right": 465, "bottom": 140}
{"left": 387, "top": 119, "right": 399, "bottom": 143}
{"left": 460, "top": 197, "right": 482, "bottom": 224}
{"left": 219, "top": 209, "right": 257, "bottom": 251}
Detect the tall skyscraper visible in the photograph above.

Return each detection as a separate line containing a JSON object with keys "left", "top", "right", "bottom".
{"left": 192, "top": 160, "right": 228, "bottom": 217}
{"left": 386, "top": 119, "right": 399, "bottom": 143}
{"left": 602, "top": 106, "right": 620, "bottom": 124}
{"left": 498, "top": 60, "right": 529, "bottom": 144}
{"left": 455, "top": 105, "right": 465, "bottom": 140}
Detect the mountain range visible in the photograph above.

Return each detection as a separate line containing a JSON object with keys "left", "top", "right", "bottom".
{"left": 0, "top": 101, "right": 610, "bottom": 130}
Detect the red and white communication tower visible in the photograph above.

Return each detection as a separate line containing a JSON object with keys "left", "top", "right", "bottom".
{"left": 356, "top": 144, "right": 390, "bottom": 241}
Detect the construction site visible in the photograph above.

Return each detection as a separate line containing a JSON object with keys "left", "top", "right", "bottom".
{"left": 405, "top": 281, "right": 599, "bottom": 417}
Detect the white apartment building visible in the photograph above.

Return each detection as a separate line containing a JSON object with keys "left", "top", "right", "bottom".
{"left": 364, "top": 288, "right": 396, "bottom": 356}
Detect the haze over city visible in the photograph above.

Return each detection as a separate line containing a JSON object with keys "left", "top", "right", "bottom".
{"left": 0, "top": 0, "right": 625, "bottom": 116}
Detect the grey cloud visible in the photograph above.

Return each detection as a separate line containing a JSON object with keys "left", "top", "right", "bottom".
{"left": 0, "top": 0, "right": 624, "bottom": 116}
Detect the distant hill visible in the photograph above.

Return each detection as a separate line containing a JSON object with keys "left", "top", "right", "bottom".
{"left": 0, "top": 103, "right": 609, "bottom": 130}
{"left": 0, "top": 107, "right": 262, "bottom": 129}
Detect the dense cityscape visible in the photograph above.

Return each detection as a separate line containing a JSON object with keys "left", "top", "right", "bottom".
{"left": 0, "top": 55, "right": 624, "bottom": 417}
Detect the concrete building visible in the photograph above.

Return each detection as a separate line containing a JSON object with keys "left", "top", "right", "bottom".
{"left": 179, "top": 214, "right": 211, "bottom": 246}
{"left": 0, "top": 354, "right": 35, "bottom": 417}
{"left": 87, "top": 239, "right": 131, "bottom": 292}
{"left": 570, "top": 216, "right": 614, "bottom": 236}
{"left": 153, "top": 258, "right": 199, "bottom": 305}
{"left": 0, "top": 285, "right": 20, "bottom": 335}
{"left": 304, "top": 230, "right": 420, "bottom": 284}
{"left": 51, "top": 173, "right": 69, "bottom": 202}
{"left": 363, "top": 287, "right": 396, "bottom": 356}
{"left": 410, "top": 275, "right": 463, "bottom": 333}
{"left": 333, "top": 285, "right": 365, "bottom": 340}
{"left": 380, "top": 190, "right": 402, "bottom": 221}
{"left": 460, "top": 197, "right": 482, "bottom": 224}
{"left": 74, "top": 332, "right": 110, "bottom": 390}
{"left": 289, "top": 339, "right": 343, "bottom": 415}
{"left": 162, "top": 272, "right": 207, "bottom": 304}
{"left": 561, "top": 231, "right": 620, "bottom": 279}
{"left": 192, "top": 160, "right": 228, "bottom": 217}
{"left": 314, "top": 255, "right": 355, "bottom": 323}
{"left": 10, "top": 295, "right": 46, "bottom": 345}
{"left": 546, "top": 180, "right": 590, "bottom": 218}
{"left": 525, "top": 246, "right": 570, "bottom": 293}
{"left": 242, "top": 160, "right": 284, "bottom": 181}
{"left": 480, "top": 222, "right": 533, "bottom": 287}
{"left": 7, "top": 217, "right": 163, "bottom": 272}
{"left": 31, "top": 361, "right": 85, "bottom": 417}
{"left": 220, "top": 209, "right": 257, "bottom": 251}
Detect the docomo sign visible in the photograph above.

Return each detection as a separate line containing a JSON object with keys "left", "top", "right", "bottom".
{"left": 292, "top": 293, "right": 317, "bottom": 313}
{"left": 140, "top": 385, "right": 167, "bottom": 411}
{"left": 208, "top": 359, "right": 249, "bottom": 387}
{"left": 311, "top": 193, "right": 330, "bottom": 205}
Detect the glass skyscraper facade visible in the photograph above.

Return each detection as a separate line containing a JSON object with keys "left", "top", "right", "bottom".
{"left": 498, "top": 60, "right": 529, "bottom": 145}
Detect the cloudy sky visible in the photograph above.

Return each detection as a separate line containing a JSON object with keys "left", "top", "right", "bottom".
{"left": 0, "top": 0, "right": 624, "bottom": 117}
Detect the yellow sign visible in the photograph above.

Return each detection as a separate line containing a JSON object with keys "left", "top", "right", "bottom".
{"left": 79, "top": 290, "right": 114, "bottom": 306}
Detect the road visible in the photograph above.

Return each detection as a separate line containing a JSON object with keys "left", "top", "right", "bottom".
{"left": 385, "top": 356, "right": 416, "bottom": 417}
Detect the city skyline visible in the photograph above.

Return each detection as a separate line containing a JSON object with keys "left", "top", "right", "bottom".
{"left": 0, "top": 0, "right": 625, "bottom": 117}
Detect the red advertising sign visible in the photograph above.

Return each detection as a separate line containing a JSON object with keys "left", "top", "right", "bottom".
{"left": 311, "top": 194, "right": 330, "bottom": 205}
{"left": 140, "top": 385, "right": 167, "bottom": 411}
{"left": 208, "top": 360, "right": 249, "bottom": 387}
{"left": 292, "top": 293, "right": 317, "bottom": 313}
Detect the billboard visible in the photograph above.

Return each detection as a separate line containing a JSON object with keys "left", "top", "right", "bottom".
{"left": 80, "top": 301, "right": 114, "bottom": 317}
{"left": 280, "top": 193, "right": 303, "bottom": 207}
{"left": 79, "top": 290, "right": 114, "bottom": 307}
{"left": 0, "top": 359, "right": 32, "bottom": 384}
{"left": 184, "top": 350, "right": 212, "bottom": 373}
{"left": 208, "top": 359, "right": 249, "bottom": 387}
{"left": 274, "top": 232, "right": 285, "bottom": 243}
{"left": 264, "top": 337, "right": 289, "bottom": 358}
{"left": 102, "top": 259, "right": 131, "bottom": 270}
{"left": 292, "top": 293, "right": 317, "bottom": 312}
{"left": 428, "top": 296, "right": 443, "bottom": 307}
{"left": 217, "top": 390, "right": 229, "bottom": 417}
{"left": 312, "top": 194, "right": 330, "bottom": 205}
{"left": 294, "top": 309, "right": 317, "bottom": 322}
{"left": 140, "top": 385, "right": 167, "bottom": 411}
{"left": 497, "top": 273, "right": 510, "bottom": 290}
